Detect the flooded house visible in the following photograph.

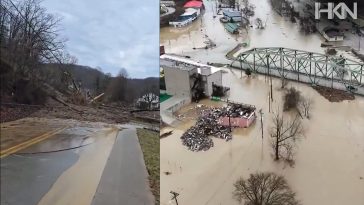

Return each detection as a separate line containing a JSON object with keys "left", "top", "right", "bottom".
{"left": 221, "top": 10, "right": 243, "bottom": 23}
{"left": 183, "top": 0, "right": 204, "bottom": 11}
{"left": 217, "top": 102, "right": 256, "bottom": 128}
{"left": 320, "top": 27, "right": 344, "bottom": 42}
{"left": 219, "top": 10, "right": 248, "bottom": 33}
{"left": 169, "top": 0, "right": 204, "bottom": 27}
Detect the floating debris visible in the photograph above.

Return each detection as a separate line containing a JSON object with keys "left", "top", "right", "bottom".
{"left": 160, "top": 131, "right": 173, "bottom": 139}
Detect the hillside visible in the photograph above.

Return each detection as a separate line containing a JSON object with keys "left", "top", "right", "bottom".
{"left": 1, "top": 60, "right": 159, "bottom": 123}
{"left": 41, "top": 63, "right": 159, "bottom": 98}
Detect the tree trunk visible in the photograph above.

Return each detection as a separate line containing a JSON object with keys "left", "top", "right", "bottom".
{"left": 275, "top": 130, "right": 280, "bottom": 160}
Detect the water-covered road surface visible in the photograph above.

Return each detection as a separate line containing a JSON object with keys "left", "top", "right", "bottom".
{"left": 0, "top": 118, "right": 154, "bottom": 205}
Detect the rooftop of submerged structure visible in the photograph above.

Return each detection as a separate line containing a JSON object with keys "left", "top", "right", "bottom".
{"left": 160, "top": 57, "right": 197, "bottom": 71}
{"left": 160, "top": 54, "right": 221, "bottom": 74}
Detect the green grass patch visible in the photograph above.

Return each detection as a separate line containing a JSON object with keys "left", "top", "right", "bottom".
{"left": 137, "top": 128, "right": 160, "bottom": 205}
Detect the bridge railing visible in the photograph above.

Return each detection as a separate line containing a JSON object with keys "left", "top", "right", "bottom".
{"left": 230, "top": 47, "right": 364, "bottom": 95}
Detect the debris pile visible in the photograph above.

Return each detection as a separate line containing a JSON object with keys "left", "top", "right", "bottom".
{"left": 181, "top": 108, "right": 231, "bottom": 151}
{"left": 160, "top": 130, "right": 173, "bottom": 139}
{"left": 225, "top": 102, "right": 256, "bottom": 118}
{"left": 181, "top": 103, "right": 255, "bottom": 151}
{"left": 176, "top": 104, "right": 208, "bottom": 120}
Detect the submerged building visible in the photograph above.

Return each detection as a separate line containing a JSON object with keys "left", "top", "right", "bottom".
{"left": 160, "top": 54, "right": 228, "bottom": 102}
{"left": 218, "top": 102, "right": 256, "bottom": 128}
{"left": 169, "top": 0, "right": 204, "bottom": 27}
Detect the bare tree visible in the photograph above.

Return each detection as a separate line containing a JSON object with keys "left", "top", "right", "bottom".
{"left": 107, "top": 68, "right": 129, "bottom": 102}
{"left": 281, "top": 78, "right": 288, "bottom": 89}
{"left": 233, "top": 172, "right": 300, "bottom": 205}
{"left": 59, "top": 53, "right": 78, "bottom": 65}
{"left": 245, "top": 68, "right": 252, "bottom": 77}
{"left": 255, "top": 18, "right": 264, "bottom": 29}
{"left": 228, "top": 0, "right": 236, "bottom": 8}
{"left": 1, "top": 0, "right": 66, "bottom": 83}
{"left": 138, "top": 83, "right": 159, "bottom": 109}
{"left": 299, "top": 17, "right": 316, "bottom": 34}
{"left": 139, "top": 92, "right": 158, "bottom": 110}
{"left": 270, "top": 112, "right": 303, "bottom": 163}
{"left": 283, "top": 87, "right": 301, "bottom": 112}
{"left": 299, "top": 97, "right": 313, "bottom": 119}
{"left": 242, "top": 0, "right": 249, "bottom": 8}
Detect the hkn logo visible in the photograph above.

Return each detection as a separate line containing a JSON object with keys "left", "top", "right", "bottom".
{"left": 315, "top": 2, "right": 357, "bottom": 20}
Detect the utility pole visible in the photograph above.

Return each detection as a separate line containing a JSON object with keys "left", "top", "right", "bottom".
{"left": 359, "top": 30, "right": 361, "bottom": 51}
{"left": 259, "top": 109, "right": 263, "bottom": 139}
{"left": 355, "top": 24, "right": 361, "bottom": 51}
{"left": 270, "top": 76, "right": 273, "bottom": 101}
{"left": 227, "top": 99, "right": 232, "bottom": 132}
{"left": 268, "top": 92, "right": 271, "bottom": 113}
{"left": 267, "top": 54, "right": 273, "bottom": 101}
{"left": 170, "top": 191, "right": 179, "bottom": 205}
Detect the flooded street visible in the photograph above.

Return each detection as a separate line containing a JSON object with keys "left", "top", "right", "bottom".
{"left": 160, "top": 0, "right": 329, "bottom": 64}
{"left": 161, "top": 0, "right": 364, "bottom": 63}
{"left": 160, "top": 67, "right": 364, "bottom": 205}
{"left": 1, "top": 118, "right": 154, "bottom": 205}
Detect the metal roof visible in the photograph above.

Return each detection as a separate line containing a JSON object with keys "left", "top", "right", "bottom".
{"left": 222, "top": 10, "right": 241, "bottom": 18}
{"left": 184, "top": 0, "right": 203, "bottom": 8}
{"left": 181, "top": 8, "right": 198, "bottom": 16}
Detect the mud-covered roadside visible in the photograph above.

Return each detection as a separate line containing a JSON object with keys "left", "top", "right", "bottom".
{"left": 1, "top": 100, "right": 160, "bottom": 125}
{"left": 0, "top": 105, "right": 39, "bottom": 123}
{"left": 313, "top": 86, "right": 355, "bottom": 102}
{"left": 0, "top": 104, "right": 128, "bottom": 124}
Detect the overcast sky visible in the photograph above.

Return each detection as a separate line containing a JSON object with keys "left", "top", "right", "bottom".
{"left": 42, "top": 0, "right": 159, "bottom": 78}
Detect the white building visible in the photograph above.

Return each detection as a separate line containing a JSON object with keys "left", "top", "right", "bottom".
{"left": 160, "top": 55, "right": 226, "bottom": 101}
{"left": 136, "top": 93, "right": 159, "bottom": 109}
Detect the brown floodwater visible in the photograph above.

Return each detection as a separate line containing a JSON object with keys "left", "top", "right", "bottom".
{"left": 160, "top": 66, "right": 364, "bottom": 205}
{"left": 160, "top": 0, "right": 330, "bottom": 64}
{"left": 160, "top": 1, "right": 364, "bottom": 204}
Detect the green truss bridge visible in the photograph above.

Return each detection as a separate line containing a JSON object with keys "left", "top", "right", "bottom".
{"left": 228, "top": 47, "right": 364, "bottom": 96}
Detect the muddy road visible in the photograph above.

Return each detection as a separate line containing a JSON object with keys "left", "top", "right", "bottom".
{"left": 0, "top": 118, "right": 154, "bottom": 205}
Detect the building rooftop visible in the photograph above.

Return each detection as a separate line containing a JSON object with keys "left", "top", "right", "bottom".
{"left": 184, "top": 1, "right": 203, "bottom": 8}
{"left": 223, "top": 10, "right": 241, "bottom": 18}
{"left": 181, "top": 8, "right": 198, "bottom": 16}
{"left": 325, "top": 28, "right": 343, "bottom": 38}
{"left": 160, "top": 57, "right": 197, "bottom": 71}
